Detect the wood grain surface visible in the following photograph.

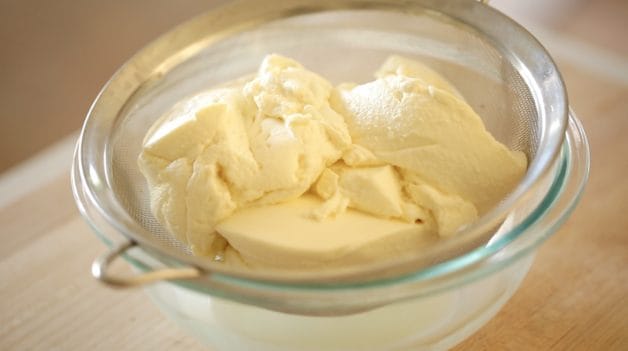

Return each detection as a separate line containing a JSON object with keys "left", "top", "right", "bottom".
{"left": 1, "top": 43, "right": 627, "bottom": 351}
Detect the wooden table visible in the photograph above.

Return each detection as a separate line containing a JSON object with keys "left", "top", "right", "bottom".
{"left": 1, "top": 29, "right": 626, "bottom": 350}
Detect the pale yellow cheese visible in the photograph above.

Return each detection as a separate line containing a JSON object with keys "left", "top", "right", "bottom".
{"left": 333, "top": 74, "right": 527, "bottom": 216}
{"left": 138, "top": 54, "right": 527, "bottom": 266}
{"left": 375, "top": 55, "right": 463, "bottom": 98}
{"left": 139, "top": 55, "right": 352, "bottom": 254}
{"left": 216, "top": 195, "right": 433, "bottom": 269}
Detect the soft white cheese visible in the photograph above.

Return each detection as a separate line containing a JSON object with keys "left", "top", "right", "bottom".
{"left": 139, "top": 55, "right": 351, "bottom": 254}
{"left": 333, "top": 73, "right": 527, "bottom": 235}
{"left": 139, "top": 54, "right": 527, "bottom": 265}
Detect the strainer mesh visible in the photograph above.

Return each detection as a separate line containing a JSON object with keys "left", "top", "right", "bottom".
{"left": 109, "top": 8, "right": 540, "bottom": 259}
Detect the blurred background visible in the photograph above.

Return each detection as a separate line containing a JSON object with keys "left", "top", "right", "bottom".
{"left": 0, "top": 0, "right": 626, "bottom": 173}
{"left": 0, "top": 2, "right": 626, "bottom": 349}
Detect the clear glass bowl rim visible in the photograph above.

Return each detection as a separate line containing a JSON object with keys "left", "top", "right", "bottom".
{"left": 73, "top": 111, "right": 588, "bottom": 301}
{"left": 71, "top": 0, "right": 589, "bottom": 294}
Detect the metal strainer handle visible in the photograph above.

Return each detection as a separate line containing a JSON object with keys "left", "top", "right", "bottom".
{"left": 91, "top": 240, "right": 202, "bottom": 287}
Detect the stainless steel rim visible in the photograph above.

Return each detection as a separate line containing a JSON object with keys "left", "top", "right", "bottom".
{"left": 74, "top": 0, "right": 571, "bottom": 286}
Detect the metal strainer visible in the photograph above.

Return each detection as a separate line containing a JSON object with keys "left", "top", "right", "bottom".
{"left": 73, "top": 0, "right": 574, "bottom": 314}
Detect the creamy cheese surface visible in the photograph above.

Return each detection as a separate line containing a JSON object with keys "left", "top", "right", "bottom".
{"left": 138, "top": 54, "right": 527, "bottom": 267}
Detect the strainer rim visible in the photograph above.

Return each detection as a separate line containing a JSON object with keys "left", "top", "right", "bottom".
{"left": 74, "top": 0, "right": 570, "bottom": 286}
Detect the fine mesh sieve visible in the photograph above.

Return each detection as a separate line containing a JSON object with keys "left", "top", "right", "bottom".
{"left": 75, "top": 0, "right": 568, "bottom": 291}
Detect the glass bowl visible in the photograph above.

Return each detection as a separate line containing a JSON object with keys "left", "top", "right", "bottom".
{"left": 71, "top": 0, "right": 590, "bottom": 349}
